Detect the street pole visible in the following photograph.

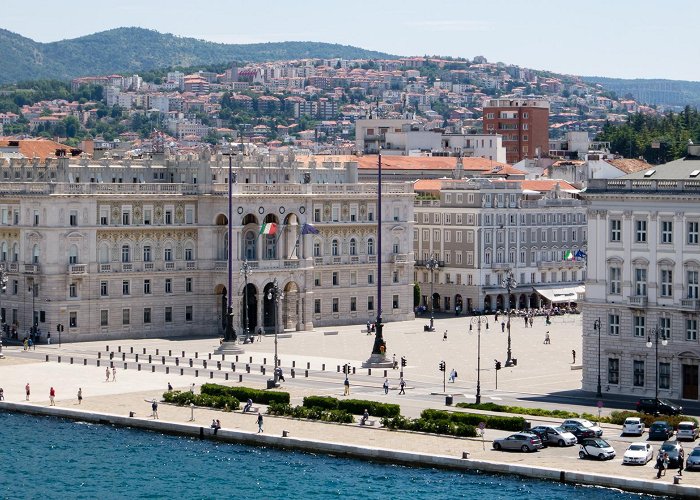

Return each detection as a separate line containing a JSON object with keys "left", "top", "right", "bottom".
{"left": 646, "top": 324, "right": 667, "bottom": 407}
{"left": 594, "top": 317, "right": 602, "bottom": 398}
{"left": 470, "top": 314, "right": 489, "bottom": 404}
{"left": 268, "top": 279, "right": 284, "bottom": 383}
{"left": 224, "top": 153, "right": 236, "bottom": 343}
{"left": 371, "top": 152, "right": 385, "bottom": 356}
{"left": 425, "top": 256, "right": 439, "bottom": 331}
{"left": 502, "top": 269, "right": 517, "bottom": 366}
{"left": 0, "top": 265, "right": 7, "bottom": 339}
{"left": 240, "top": 260, "right": 252, "bottom": 342}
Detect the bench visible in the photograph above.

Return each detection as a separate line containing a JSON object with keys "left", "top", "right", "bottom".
{"left": 323, "top": 331, "right": 339, "bottom": 336}
{"left": 243, "top": 406, "right": 260, "bottom": 414}
{"left": 360, "top": 419, "right": 377, "bottom": 426}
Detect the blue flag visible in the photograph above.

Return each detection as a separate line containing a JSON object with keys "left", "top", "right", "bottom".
{"left": 301, "top": 223, "right": 319, "bottom": 235}
{"left": 575, "top": 249, "right": 587, "bottom": 259}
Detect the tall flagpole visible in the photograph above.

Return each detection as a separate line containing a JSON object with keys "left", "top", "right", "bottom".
{"left": 372, "top": 151, "right": 384, "bottom": 355}
{"left": 225, "top": 153, "right": 236, "bottom": 342}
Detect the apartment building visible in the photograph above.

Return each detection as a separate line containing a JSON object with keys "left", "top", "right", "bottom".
{"left": 482, "top": 98, "right": 550, "bottom": 164}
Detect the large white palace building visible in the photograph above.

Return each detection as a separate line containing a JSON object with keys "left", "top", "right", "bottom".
{"left": 0, "top": 149, "right": 414, "bottom": 342}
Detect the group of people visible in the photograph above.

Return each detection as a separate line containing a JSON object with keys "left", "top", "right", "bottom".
{"left": 656, "top": 447, "right": 685, "bottom": 479}
{"left": 105, "top": 367, "right": 117, "bottom": 382}
{"left": 19, "top": 384, "right": 83, "bottom": 405}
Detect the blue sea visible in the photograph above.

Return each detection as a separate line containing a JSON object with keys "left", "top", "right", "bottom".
{"left": 0, "top": 412, "right": 657, "bottom": 499}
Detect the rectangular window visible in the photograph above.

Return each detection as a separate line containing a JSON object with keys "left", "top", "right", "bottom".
{"left": 100, "top": 281, "right": 108, "bottom": 297}
{"left": 165, "top": 210, "right": 172, "bottom": 224}
{"left": 660, "top": 316, "right": 671, "bottom": 339}
{"left": 609, "top": 267, "right": 621, "bottom": 294}
{"left": 314, "top": 299, "right": 321, "bottom": 314}
{"left": 610, "top": 219, "right": 621, "bottom": 242}
{"left": 368, "top": 273, "right": 374, "bottom": 284}
{"left": 165, "top": 307, "right": 172, "bottom": 323}
{"left": 661, "top": 220, "right": 673, "bottom": 244}
{"left": 100, "top": 208, "right": 109, "bottom": 225}
{"left": 165, "top": 279, "right": 172, "bottom": 294}
{"left": 185, "top": 306, "right": 193, "bottom": 322}
{"left": 144, "top": 209, "right": 152, "bottom": 225}
{"left": 69, "top": 210, "right": 78, "bottom": 227}
{"left": 69, "top": 311, "right": 77, "bottom": 328}
{"left": 660, "top": 269, "right": 673, "bottom": 297}
{"left": 350, "top": 272, "right": 357, "bottom": 286}
{"left": 122, "top": 280, "right": 130, "bottom": 296}
{"left": 634, "top": 268, "right": 647, "bottom": 296}
{"left": 69, "top": 283, "right": 77, "bottom": 298}
{"left": 185, "top": 207, "right": 194, "bottom": 224}
{"left": 367, "top": 296, "right": 374, "bottom": 311}
{"left": 143, "top": 246, "right": 151, "bottom": 262}
{"left": 688, "top": 271, "right": 699, "bottom": 299}
{"left": 608, "top": 358, "right": 619, "bottom": 384}
{"left": 635, "top": 219, "right": 647, "bottom": 243}
{"left": 186, "top": 277, "right": 193, "bottom": 293}
{"left": 143, "top": 279, "right": 151, "bottom": 295}
{"left": 392, "top": 294, "right": 399, "bottom": 309}
{"left": 332, "top": 272, "right": 339, "bottom": 286}
{"left": 100, "top": 310, "right": 108, "bottom": 326}
{"left": 659, "top": 362, "right": 671, "bottom": 390}
{"left": 633, "top": 360, "right": 645, "bottom": 387}
{"left": 634, "top": 314, "right": 645, "bottom": 337}
{"left": 314, "top": 273, "right": 321, "bottom": 287}
{"left": 687, "top": 318, "right": 698, "bottom": 341}
{"left": 122, "top": 309, "right": 130, "bottom": 325}
{"left": 122, "top": 211, "right": 130, "bottom": 226}
{"left": 33, "top": 210, "right": 39, "bottom": 226}
{"left": 688, "top": 221, "right": 699, "bottom": 244}
{"left": 332, "top": 298, "right": 339, "bottom": 313}
{"left": 143, "top": 307, "right": 151, "bottom": 324}
{"left": 609, "top": 314, "right": 620, "bottom": 335}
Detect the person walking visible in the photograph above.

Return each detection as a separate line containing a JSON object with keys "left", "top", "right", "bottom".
{"left": 49, "top": 387, "right": 55, "bottom": 406}
{"left": 105, "top": 366, "right": 110, "bottom": 382}
{"left": 0, "top": 388, "right": 4, "bottom": 401}
{"left": 544, "top": 332, "right": 551, "bottom": 344}
{"left": 151, "top": 399, "right": 159, "bottom": 419}
{"left": 275, "top": 367, "right": 285, "bottom": 382}
{"left": 383, "top": 378, "right": 389, "bottom": 394}
{"left": 392, "top": 354, "right": 397, "bottom": 370}
{"left": 399, "top": 377, "right": 406, "bottom": 395}
{"left": 572, "top": 350, "right": 576, "bottom": 364}
{"left": 529, "top": 316, "right": 533, "bottom": 328}
{"left": 257, "top": 413, "right": 264, "bottom": 433}
{"left": 656, "top": 452, "right": 665, "bottom": 478}
{"left": 524, "top": 316, "right": 528, "bottom": 328}
{"left": 25, "top": 382, "right": 30, "bottom": 401}
{"left": 678, "top": 446, "right": 685, "bottom": 476}
{"left": 343, "top": 377, "right": 350, "bottom": 396}
{"left": 47, "top": 332, "right": 51, "bottom": 345}
{"left": 443, "top": 329, "right": 448, "bottom": 341}
{"left": 449, "top": 368, "right": 457, "bottom": 383}
{"left": 501, "top": 321, "right": 505, "bottom": 333}
{"left": 77, "top": 388, "right": 83, "bottom": 405}
{"left": 167, "top": 382, "right": 173, "bottom": 392}
{"left": 112, "top": 367, "right": 116, "bottom": 382}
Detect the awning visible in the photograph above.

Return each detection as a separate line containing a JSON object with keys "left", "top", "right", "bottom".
{"left": 534, "top": 285, "right": 584, "bottom": 303}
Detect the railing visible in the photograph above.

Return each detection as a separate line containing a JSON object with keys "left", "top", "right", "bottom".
{"left": 144, "top": 262, "right": 154, "bottom": 271}
{"left": 680, "top": 298, "right": 700, "bottom": 311}
{"left": 214, "top": 261, "right": 227, "bottom": 270}
{"left": 628, "top": 295, "right": 648, "bottom": 307}
{"left": 68, "top": 264, "right": 87, "bottom": 275}
{"left": 165, "top": 262, "right": 175, "bottom": 271}
{"left": 350, "top": 256, "right": 360, "bottom": 264}
{"left": 392, "top": 254, "right": 408, "bottom": 263}
{"left": 122, "top": 263, "right": 134, "bottom": 272}
{"left": 99, "top": 263, "right": 111, "bottom": 273}
{"left": 8, "top": 262, "right": 18, "bottom": 272}
{"left": 314, "top": 257, "right": 324, "bottom": 266}
{"left": 24, "top": 264, "right": 39, "bottom": 274}
{"left": 186, "top": 261, "right": 197, "bottom": 270}
{"left": 332, "top": 256, "right": 342, "bottom": 265}
{"left": 587, "top": 178, "right": 700, "bottom": 193}
{"left": 368, "top": 255, "right": 377, "bottom": 264}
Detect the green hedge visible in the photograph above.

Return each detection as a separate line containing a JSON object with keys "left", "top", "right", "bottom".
{"left": 381, "top": 414, "right": 477, "bottom": 437}
{"left": 200, "top": 383, "right": 290, "bottom": 405}
{"left": 267, "top": 402, "right": 354, "bottom": 424}
{"left": 456, "top": 402, "right": 580, "bottom": 419}
{"left": 302, "top": 396, "right": 400, "bottom": 418}
{"left": 163, "top": 390, "right": 240, "bottom": 410}
{"left": 422, "top": 409, "right": 525, "bottom": 432}
{"left": 607, "top": 411, "right": 698, "bottom": 428}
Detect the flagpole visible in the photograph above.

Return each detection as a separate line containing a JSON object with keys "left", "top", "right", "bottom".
{"left": 372, "top": 151, "right": 384, "bottom": 355}
{"left": 225, "top": 153, "right": 236, "bottom": 342}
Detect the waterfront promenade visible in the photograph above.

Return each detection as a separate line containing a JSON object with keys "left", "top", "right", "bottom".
{"left": 1, "top": 313, "right": 699, "bottom": 495}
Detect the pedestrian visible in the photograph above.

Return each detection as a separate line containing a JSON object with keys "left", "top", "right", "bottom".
{"left": 190, "top": 383, "right": 195, "bottom": 393}
{"left": 257, "top": 327, "right": 262, "bottom": 342}
{"left": 524, "top": 316, "right": 528, "bottom": 328}
{"left": 47, "top": 333, "right": 51, "bottom": 345}
{"left": 366, "top": 321, "right": 371, "bottom": 335}
{"left": 167, "top": 382, "right": 173, "bottom": 392}
{"left": 112, "top": 367, "right": 116, "bottom": 382}
{"left": 392, "top": 354, "right": 397, "bottom": 370}
{"left": 360, "top": 409, "right": 369, "bottom": 425}
{"left": 151, "top": 399, "right": 159, "bottom": 419}
{"left": 449, "top": 368, "right": 456, "bottom": 383}
{"left": 399, "top": 377, "right": 406, "bottom": 395}
{"left": 275, "top": 367, "right": 285, "bottom": 382}
{"left": 501, "top": 321, "right": 505, "bottom": 333}
{"left": 0, "top": 388, "right": 4, "bottom": 400}
{"left": 529, "top": 316, "right": 533, "bottom": 327}
{"left": 443, "top": 329, "right": 448, "bottom": 341}
{"left": 544, "top": 332, "right": 550, "bottom": 344}
{"left": 546, "top": 314, "right": 551, "bottom": 325}
{"left": 23, "top": 338, "right": 28, "bottom": 351}
{"left": 343, "top": 377, "right": 350, "bottom": 396}
{"left": 257, "top": 413, "right": 264, "bottom": 433}
{"left": 243, "top": 398, "right": 253, "bottom": 412}
{"left": 211, "top": 419, "right": 220, "bottom": 435}
{"left": 105, "top": 366, "right": 110, "bottom": 382}
{"left": 572, "top": 350, "right": 576, "bottom": 364}
{"left": 495, "top": 312, "right": 499, "bottom": 322}
{"left": 25, "top": 382, "right": 30, "bottom": 401}
{"left": 656, "top": 452, "right": 665, "bottom": 478}
{"left": 77, "top": 388, "right": 82, "bottom": 405}
{"left": 383, "top": 378, "right": 389, "bottom": 394}
{"left": 678, "top": 446, "right": 685, "bottom": 476}
{"left": 49, "top": 387, "right": 55, "bottom": 406}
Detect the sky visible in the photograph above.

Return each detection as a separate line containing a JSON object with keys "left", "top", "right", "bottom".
{"left": 2, "top": 0, "right": 698, "bottom": 81}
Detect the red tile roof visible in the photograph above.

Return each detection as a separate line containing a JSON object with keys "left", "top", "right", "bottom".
{"left": 0, "top": 138, "right": 82, "bottom": 161}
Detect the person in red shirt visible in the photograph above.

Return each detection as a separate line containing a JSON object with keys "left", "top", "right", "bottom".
{"left": 49, "top": 387, "right": 56, "bottom": 406}
{"left": 25, "top": 383, "right": 30, "bottom": 401}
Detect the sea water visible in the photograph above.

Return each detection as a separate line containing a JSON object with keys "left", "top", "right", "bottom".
{"left": 0, "top": 412, "right": 656, "bottom": 499}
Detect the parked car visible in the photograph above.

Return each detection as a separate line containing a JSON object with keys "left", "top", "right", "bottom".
{"left": 660, "top": 441, "right": 683, "bottom": 468}
{"left": 649, "top": 421, "right": 675, "bottom": 441}
{"left": 530, "top": 425, "right": 577, "bottom": 447}
{"left": 676, "top": 421, "right": 700, "bottom": 442}
{"left": 685, "top": 446, "right": 700, "bottom": 471}
{"left": 635, "top": 398, "right": 683, "bottom": 416}
{"left": 622, "top": 417, "right": 645, "bottom": 436}
{"left": 561, "top": 422, "right": 597, "bottom": 443}
{"left": 579, "top": 438, "right": 616, "bottom": 460}
{"left": 622, "top": 442, "right": 653, "bottom": 465}
{"left": 492, "top": 432, "right": 544, "bottom": 452}
{"left": 561, "top": 418, "right": 603, "bottom": 437}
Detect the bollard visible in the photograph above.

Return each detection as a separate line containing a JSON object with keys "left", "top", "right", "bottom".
{"left": 232, "top": 363, "right": 235, "bottom": 371}
{"left": 246, "top": 364, "right": 250, "bottom": 373}
{"left": 97, "top": 359, "right": 100, "bottom": 367}
{"left": 110, "top": 352, "right": 114, "bottom": 360}
{"left": 264, "top": 357, "right": 267, "bottom": 365}
{"left": 368, "top": 368, "right": 372, "bottom": 376}
{"left": 110, "top": 361, "right": 114, "bottom": 368}
{"left": 195, "top": 370, "right": 199, "bottom": 377}
{"left": 118, "top": 346, "right": 122, "bottom": 353}
{"left": 225, "top": 373, "right": 229, "bottom": 380}
{"left": 135, "top": 354, "right": 139, "bottom": 362}
{"left": 98, "top": 352, "right": 101, "bottom": 359}
{"left": 156, "top": 349, "right": 159, "bottom": 355}
{"left": 261, "top": 367, "right": 265, "bottom": 375}
{"left": 169, "top": 350, "right": 172, "bottom": 357}
{"left": 166, "top": 367, "right": 169, "bottom": 374}
{"left": 45, "top": 354, "right": 49, "bottom": 362}
{"left": 143, "top": 348, "right": 146, "bottom": 355}
{"left": 352, "top": 367, "right": 356, "bottom": 375}
{"left": 305, "top": 370, "right": 308, "bottom": 377}
{"left": 180, "top": 368, "right": 184, "bottom": 376}
{"left": 151, "top": 366, "right": 155, "bottom": 373}
{"left": 162, "top": 356, "right": 165, "bottom": 365}
{"left": 217, "top": 361, "right": 221, "bottom": 370}
{"left": 322, "top": 363, "right": 325, "bottom": 371}
{"left": 291, "top": 369, "right": 295, "bottom": 378}
{"left": 203, "top": 361, "right": 207, "bottom": 369}
{"left": 210, "top": 371, "right": 213, "bottom": 379}
{"left": 195, "top": 352, "right": 198, "bottom": 359}
{"left": 122, "top": 353, "right": 125, "bottom": 361}
{"left": 176, "top": 358, "right": 179, "bottom": 366}
{"left": 189, "top": 359, "right": 193, "bottom": 367}
{"left": 307, "top": 362, "right": 311, "bottom": 369}
{"left": 337, "top": 365, "right": 340, "bottom": 373}
{"left": 124, "top": 363, "right": 127, "bottom": 370}
{"left": 106, "top": 345, "right": 109, "bottom": 352}
{"left": 238, "top": 374, "right": 243, "bottom": 383}
{"left": 235, "top": 355, "right": 239, "bottom": 362}
{"left": 182, "top": 351, "right": 185, "bottom": 358}
{"left": 148, "top": 355, "right": 152, "bottom": 364}
{"left": 249, "top": 356, "right": 253, "bottom": 363}
{"left": 83, "top": 359, "right": 87, "bottom": 366}
{"left": 208, "top": 353, "right": 211, "bottom": 360}
{"left": 292, "top": 360, "right": 296, "bottom": 368}
{"left": 138, "top": 364, "right": 141, "bottom": 371}
{"left": 384, "top": 370, "right": 388, "bottom": 378}
{"left": 222, "top": 354, "right": 226, "bottom": 361}
{"left": 58, "top": 356, "right": 61, "bottom": 363}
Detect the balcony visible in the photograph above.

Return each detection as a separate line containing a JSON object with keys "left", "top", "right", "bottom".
{"left": 332, "top": 256, "right": 342, "bottom": 265}
{"left": 186, "top": 261, "right": 197, "bottom": 270}
{"left": 144, "top": 262, "right": 154, "bottom": 271}
{"left": 392, "top": 254, "right": 408, "bottom": 263}
{"left": 165, "top": 262, "right": 175, "bottom": 271}
{"left": 24, "top": 264, "right": 39, "bottom": 274}
{"left": 681, "top": 298, "right": 700, "bottom": 311}
{"left": 350, "top": 256, "right": 360, "bottom": 264}
{"left": 7, "top": 262, "right": 18, "bottom": 273}
{"left": 628, "top": 295, "right": 648, "bottom": 308}
{"left": 314, "top": 257, "right": 324, "bottom": 266}
{"left": 122, "top": 263, "right": 133, "bottom": 272}
{"left": 284, "top": 260, "right": 300, "bottom": 269}
{"left": 368, "top": 255, "right": 377, "bottom": 264}
{"left": 99, "top": 263, "right": 111, "bottom": 273}
{"left": 214, "top": 261, "right": 227, "bottom": 271}
{"left": 68, "top": 264, "right": 87, "bottom": 275}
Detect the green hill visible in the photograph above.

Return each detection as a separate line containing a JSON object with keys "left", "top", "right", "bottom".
{"left": 0, "top": 27, "right": 396, "bottom": 84}
{"left": 582, "top": 76, "right": 700, "bottom": 108}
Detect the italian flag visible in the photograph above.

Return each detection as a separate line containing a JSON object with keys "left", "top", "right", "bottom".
{"left": 564, "top": 250, "right": 574, "bottom": 260}
{"left": 259, "top": 222, "right": 278, "bottom": 236}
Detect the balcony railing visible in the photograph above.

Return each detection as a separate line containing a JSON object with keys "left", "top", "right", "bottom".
{"left": 186, "top": 261, "right": 197, "bottom": 270}
{"left": 68, "top": 264, "right": 87, "bottom": 275}
{"left": 165, "top": 262, "right": 175, "bottom": 271}
{"left": 284, "top": 260, "right": 300, "bottom": 269}
{"left": 7, "top": 262, "right": 18, "bottom": 272}
{"left": 144, "top": 262, "right": 154, "bottom": 271}
{"left": 122, "top": 263, "right": 133, "bottom": 272}
{"left": 99, "top": 263, "right": 111, "bottom": 273}
{"left": 392, "top": 254, "right": 408, "bottom": 263}
{"left": 681, "top": 298, "right": 700, "bottom": 311}
{"left": 24, "top": 264, "right": 39, "bottom": 274}
{"left": 628, "top": 295, "right": 648, "bottom": 308}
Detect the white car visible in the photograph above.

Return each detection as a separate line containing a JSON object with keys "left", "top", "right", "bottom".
{"left": 563, "top": 418, "right": 603, "bottom": 437}
{"left": 622, "top": 442, "right": 653, "bottom": 465}
{"left": 622, "top": 417, "right": 645, "bottom": 436}
{"left": 579, "top": 438, "right": 615, "bottom": 460}
{"left": 676, "top": 421, "right": 699, "bottom": 441}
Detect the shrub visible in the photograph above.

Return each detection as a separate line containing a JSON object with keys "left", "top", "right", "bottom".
{"left": 267, "top": 402, "right": 353, "bottom": 423}
{"left": 302, "top": 396, "right": 339, "bottom": 410}
{"left": 380, "top": 414, "right": 477, "bottom": 437}
{"left": 200, "top": 384, "right": 290, "bottom": 405}
{"left": 338, "top": 399, "right": 400, "bottom": 418}
{"left": 421, "top": 409, "right": 524, "bottom": 432}
{"left": 456, "top": 402, "right": 580, "bottom": 420}
{"left": 163, "top": 390, "right": 240, "bottom": 410}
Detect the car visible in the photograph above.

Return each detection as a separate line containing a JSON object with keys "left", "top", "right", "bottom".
{"left": 648, "top": 421, "right": 675, "bottom": 441}
{"left": 561, "top": 418, "right": 603, "bottom": 437}
{"left": 530, "top": 425, "right": 577, "bottom": 447}
{"left": 660, "top": 441, "right": 684, "bottom": 468}
{"left": 579, "top": 438, "right": 616, "bottom": 460}
{"left": 635, "top": 398, "right": 683, "bottom": 416}
{"left": 493, "top": 432, "right": 544, "bottom": 452}
{"left": 622, "top": 442, "right": 653, "bottom": 465}
{"left": 676, "top": 421, "right": 699, "bottom": 442}
{"left": 685, "top": 446, "right": 700, "bottom": 471}
{"left": 622, "top": 417, "right": 645, "bottom": 436}
{"left": 561, "top": 422, "right": 597, "bottom": 443}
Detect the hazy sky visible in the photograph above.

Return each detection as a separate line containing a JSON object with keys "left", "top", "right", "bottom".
{"left": 3, "top": 0, "right": 697, "bottom": 81}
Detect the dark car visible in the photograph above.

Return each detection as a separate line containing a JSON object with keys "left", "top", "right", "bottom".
{"left": 561, "top": 422, "right": 597, "bottom": 443}
{"left": 660, "top": 441, "right": 683, "bottom": 468}
{"left": 648, "top": 421, "right": 675, "bottom": 441}
{"left": 636, "top": 398, "right": 683, "bottom": 416}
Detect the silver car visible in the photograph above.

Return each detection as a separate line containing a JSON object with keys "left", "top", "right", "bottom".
{"left": 686, "top": 446, "right": 700, "bottom": 470}
{"left": 493, "top": 432, "right": 544, "bottom": 452}
{"left": 530, "top": 425, "right": 577, "bottom": 447}
{"left": 562, "top": 418, "right": 603, "bottom": 437}
{"left": 677, "top": 421, "right": 699, "bottom": 442}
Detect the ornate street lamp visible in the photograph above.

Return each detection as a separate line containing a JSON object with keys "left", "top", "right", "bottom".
{"left": 502, "top": 269, "right": 517, "bottom": 367}
{"left": 224, "top": 152, "right": 236, "bottom": 343}
{"left": 267, "top": 278, "right": 284, "bottom": 383}
{"left": 240, "top": 260, "right": 253, "bottom": 342}
{"left": 646, "top": 323, "right": 668, "bottom": 411}
{"left": 469, "top": 314, "right": 489, "bottom": 404}
{"left": 593, "top": 317, "right": 602, "bottom": 398}
{"left": 425, "top": 256, "right": 440, "bottom": 331}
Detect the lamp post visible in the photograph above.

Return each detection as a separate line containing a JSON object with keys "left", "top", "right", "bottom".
{"left": 646, "top": 324, "right": 668, "bottom": 409}
{"left": 29, "top": 281, "right": 38, "bottom": 340}
{"left": 425, "top": 256, "right": 440, "bottom": 331}
{"left": 0, "top": 265, "right": 7, "bottom": 334}
{"left": 223, "top": 150, "right": 236, "bottom": 343}
{"left": 240, "top": 260, "right": 252, "bottom": 342}
{"left": 502, "top": 269, "right": 517, "bottom": 367}
{"left": 267, "top": 278, "right": 284, "bottom": 383}
{"left": 469, "top": 314, "right": 489, "bottom": 404}
{"left": 593, "top": 317, "right": 602, "bottom": 398}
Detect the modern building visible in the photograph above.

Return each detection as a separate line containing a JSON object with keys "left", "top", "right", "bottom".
{"left": 482, "top": 98, "right": 550, "bottom": 164}
{"left": 0, "top": 149, "right": 414, "bottom": 343}
{"left": 413, "top": 177, "right": 587, "bottom": 314}
{"left": 582, "top": 143, "right": 700, "bottom": 402}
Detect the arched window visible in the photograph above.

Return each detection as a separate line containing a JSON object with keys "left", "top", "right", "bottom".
{"left": 392, "top": 237, "right": 400, "bottom": 254}
{"left": 32, "top": 244, "right": 40, "bottom": 264}
{"left": 313, "top": 241, "right": 321, "bottom": 257}
{"left": 367, "top": 238, "right": 375, "bottom": 256}
{"left": 12, "top": 243, "right": 18, "bottom": 262}
{"left": 349, "top": 238, "right": 357, "bottom": 256}
{"left": 164, "top": 246, "right": 173, "bottom": 262}
{"left": 185, "top": 245, "right": 194, "bottom": 261}
{"left": 121, "top": 244, "right": 130, "bottom": 263}
{"left": 332, "top": 239, "right": 339, "bottom": 256}
{"left": 68, "top": 244, "right": 78, "bottom": 265}
{"left": 244, "top": 231, "right": 256, "bottom": 260}
{"left": 0, "top": 242, "right": 6, "bottom": 261}
{"left": 143, "top": 245, "right": 152, "bottom": 262}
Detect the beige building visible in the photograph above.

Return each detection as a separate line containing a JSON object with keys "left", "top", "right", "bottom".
{"left": 0, "top": 150, "right": 414, "bottom": 342}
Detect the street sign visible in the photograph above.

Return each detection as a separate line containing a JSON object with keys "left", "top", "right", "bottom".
{"left": 478, "top": 422, "right": 486, "bottom": 430}
{"left": 597, "top": 400, "right": 603, "bottom": 408}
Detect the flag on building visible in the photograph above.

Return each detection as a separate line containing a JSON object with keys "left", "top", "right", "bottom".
{"left": 575, "top": 249, "right": 587, "bottom": 260}
{"left": 564, "top": 250, "right": 574, "bottom": 260}
{"left": 301, "top": 223, "right": 319, "bottom": 235}
{"left": 259, "top": 222, "right": 278, "bottom": 236}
